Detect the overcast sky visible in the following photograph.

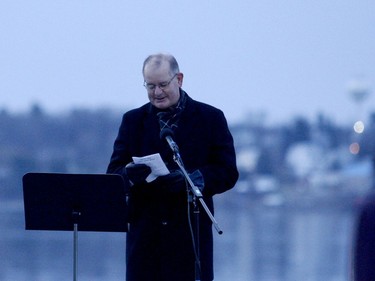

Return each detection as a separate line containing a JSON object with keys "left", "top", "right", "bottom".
{"left": 1, "top": 1, "right": 374, "bottom": 125}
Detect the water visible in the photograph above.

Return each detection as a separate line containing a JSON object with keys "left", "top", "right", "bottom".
{"left": 0, "top": 190, "right": 357, "bottom": 281}
{"left": 214, "top": 192, "right": 356, "bottom": 281}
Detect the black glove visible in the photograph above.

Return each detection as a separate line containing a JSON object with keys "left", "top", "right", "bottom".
{"left": 157, "top": 170, "right": 186, "bottom": 193}
{"left": 157, "top": 169, "right": 205, "bottom": 193}
{"left": 189, "top": 170, "right": 205, "bottom": 192}
{"left": 125, "top": 162, "right": 151, "bottom": 186}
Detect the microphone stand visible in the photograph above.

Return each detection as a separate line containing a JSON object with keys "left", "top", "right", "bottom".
{"left": 171, "top": 151, "right": 223, "bottom": 281}
{"left": 171, "top": 152, "right": 223, "bottom": 235}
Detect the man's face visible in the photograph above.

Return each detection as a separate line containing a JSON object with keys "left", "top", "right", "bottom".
{"left": 143, "top": 61, "right": 183, "bottom": 110}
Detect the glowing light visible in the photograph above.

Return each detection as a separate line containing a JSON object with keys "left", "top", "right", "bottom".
{"left": 353, "top": 121, "right": 365, "bottom": 134}
{"left": 349, "top": 142, "right": 360, "bottom": 154}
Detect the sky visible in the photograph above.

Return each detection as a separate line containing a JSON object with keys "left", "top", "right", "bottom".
{"left": 1, "top": 0, "right": 374, "bottom": 125}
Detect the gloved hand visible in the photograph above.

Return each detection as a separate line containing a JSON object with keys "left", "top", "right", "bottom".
{"left": 157, "top": 169, "right": 205, "bottom": 193}
{"left": 157, "top": 170, "right": 186, "bottom": 193}
{"left": 189, "top": 170, "right": 205, "bottom": 192}
{"left": 125, "top": 162, "right": 151, "bottom": 186}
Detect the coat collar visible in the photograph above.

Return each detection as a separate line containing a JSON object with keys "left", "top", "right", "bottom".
{"left": 146, "top": 89, "right": 193, "bottom": 115}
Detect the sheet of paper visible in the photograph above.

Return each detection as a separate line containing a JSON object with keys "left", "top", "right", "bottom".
{"left": 132, "top": 153, "right": 170, "bottom": 182}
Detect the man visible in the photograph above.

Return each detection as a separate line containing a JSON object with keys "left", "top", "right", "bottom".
{"left": 107, "top": 53, "right": 238, "bottom": 281}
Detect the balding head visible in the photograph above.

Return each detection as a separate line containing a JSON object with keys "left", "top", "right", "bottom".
{"left": 142, "top": 53, "right": 180, "bottom": 77}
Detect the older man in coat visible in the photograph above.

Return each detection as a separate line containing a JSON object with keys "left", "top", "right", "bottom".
{"left": 107, "top": 53, "right": 238, "bottom": 281}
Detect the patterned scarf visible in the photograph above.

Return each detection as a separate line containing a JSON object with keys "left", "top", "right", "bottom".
{"left": 157, "top": 90, "right": 187, "bottom": 132}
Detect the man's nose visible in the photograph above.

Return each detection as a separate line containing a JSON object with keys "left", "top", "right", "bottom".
{"left": 154, "top": 86, "right": 163, "bottom": 94}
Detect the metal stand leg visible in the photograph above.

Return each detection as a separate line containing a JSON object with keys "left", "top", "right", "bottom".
{"left": 194, "top": 199, "right": 201, "bottom": 281}
{"left": 73, "top": 223, "right": 78, "bottom": 281}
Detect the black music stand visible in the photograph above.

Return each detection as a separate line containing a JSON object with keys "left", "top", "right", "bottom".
{"left": 22, "top": 172, "right": 128, "bottom": 281}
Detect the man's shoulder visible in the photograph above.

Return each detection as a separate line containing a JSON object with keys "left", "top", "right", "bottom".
{"left": 123, "top": 103, "right": 151, "bottom": 118}
{"left": 188, "top": 96, "right": 224, "bottom": 117}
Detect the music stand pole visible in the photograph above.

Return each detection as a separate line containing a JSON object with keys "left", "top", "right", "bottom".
{"left": 72, "top": 210, "right": 81, "bottom": 281}
{"left": 74, "top": 224, "right": 78, "bottom": 281}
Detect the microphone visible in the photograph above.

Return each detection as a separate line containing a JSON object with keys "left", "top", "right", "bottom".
{"left": 160, "top": 128, "right": 180, "bottom": 156}
{"left": 160, "top": 127, "right": 203, "bottom": 198}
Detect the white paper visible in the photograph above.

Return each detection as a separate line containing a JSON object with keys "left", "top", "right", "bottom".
{"left": 132, "top": 153, "right": 170, "bottom": 182}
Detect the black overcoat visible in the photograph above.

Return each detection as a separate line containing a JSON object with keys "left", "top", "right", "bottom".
{"left": 107, "top": 92, "right": 238, "bottom": 281}
{"left": 354, "top": 191, "right": 375, "bottom": 281}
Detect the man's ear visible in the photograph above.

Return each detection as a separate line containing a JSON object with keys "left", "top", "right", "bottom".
{"left": 177, "top": 73, "right": 184, "bottom": 87}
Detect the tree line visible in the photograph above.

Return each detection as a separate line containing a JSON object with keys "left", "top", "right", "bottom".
{"left": 1, "top": 104, "right": 374, "bottom": 199}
